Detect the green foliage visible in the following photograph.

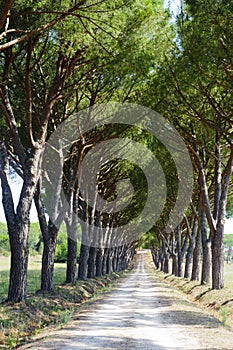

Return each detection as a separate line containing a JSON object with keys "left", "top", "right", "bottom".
{"left": 226, "top": 197, "right": 233, "bottom": 219}
{"left": 55, "top": 224, "right": 81, "bottom": 263}
{"left": 28, "top": 223, "right": 41, "bottom": 253}
{"left": 224, "top": 235, "right": 233, "bottom": 248}
{"left": 0, "top": 223, "right": 9, "bottom": 255}
{"left": 55, "top": 228, "right": 68, "bottom": 263}
{"left": 0, "top": 222, "right": 41, "bottom": 255}
{"left": 56, "top": 308, "right": 74, "bottom": 325}
{"left": 0, "top": 233, "right": 9, "bottom": 255}
{"left": 139, "top": 231, "right": 160, "bottom": 249}
{"left": 7, "top": 332, "right": 17, "bottom": 349}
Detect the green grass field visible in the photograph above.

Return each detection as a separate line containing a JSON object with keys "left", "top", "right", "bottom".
{"left": 224, "top": 263, "right": 233, "bottom": 289}
{"left": 0, "top": 255, "right": 66, "bottom": 302}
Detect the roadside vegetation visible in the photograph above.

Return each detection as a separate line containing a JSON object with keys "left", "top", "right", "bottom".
{"left": 146, "top": 254, "right": 233, "bottom": 331}
{"left": 0, "top": 253, "right": 133, "bottom": 349}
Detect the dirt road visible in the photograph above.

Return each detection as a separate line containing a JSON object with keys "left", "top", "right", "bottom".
{"left": 20, "top": 252, "right": 233, "bottom": 349}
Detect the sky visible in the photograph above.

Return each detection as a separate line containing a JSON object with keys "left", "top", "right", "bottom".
{"left": 0, "top": 176, "right": 38, "bottom": 223}
{"left": 164, "top": 0, "right": 182, "bottom": 17}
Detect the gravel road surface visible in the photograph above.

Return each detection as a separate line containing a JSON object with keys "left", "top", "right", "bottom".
{"left": 19, "top": 252, "right": 233, "bottom": 349}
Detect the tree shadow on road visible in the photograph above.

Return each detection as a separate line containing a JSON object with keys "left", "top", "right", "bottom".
{"left": 20, "top": 332, "right": 231, "bottom": 350}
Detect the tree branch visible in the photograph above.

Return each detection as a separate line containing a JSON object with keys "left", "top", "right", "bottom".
{"left": 0, "top": 0, "right": 88, "bottom": 51}
{"left": 0, "top": 142, "right": 16, "bottom": 225}
{"left": 0, "top": 48, "right": 26, "bottom": 166}
{"left": 0, "top": 0, "right": 14, "bottom": 30}
{"left": 26, "top": 38, "right": 36, "bottom": 149}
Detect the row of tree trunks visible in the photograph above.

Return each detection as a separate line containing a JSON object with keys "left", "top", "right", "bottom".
{"left": 78, "top": 242, "right": 135, "bottom": 281}
{"left": 194, "top": 138, "right": 233, "bottom": 289}
{"left": 151, "top": 200, "right": 212, "bottom": 286}
{"left": 155, "top": 139, "right": 232, "bottom": 289}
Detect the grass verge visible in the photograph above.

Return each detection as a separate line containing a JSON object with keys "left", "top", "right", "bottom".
{"left": 146, "top": 255, "right": 233, "bottom": 330}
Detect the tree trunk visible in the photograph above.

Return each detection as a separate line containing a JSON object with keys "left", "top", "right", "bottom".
{"left": 34, "top": 182, "right": 63, "bottom": 291}
{"left": 227, "top": 247, "right": 232, "bottom": 264}
{"left": 201, "top": 239, "right": 211, "bottom": 285}
{"left": 211, "top": 134, "right": 224, "bottom": 289}
{"left": 184, "top": 219, "right": 197, "bottom": 279}
{"left": 128, "top": 247, "right": 135, "bottom": 268}
{"left": 200, "top": 208, "right": 211, "bottom": 285}
{"left": 0, "top": 143, "right": 42, "bottom": 302}
{"left": 177, "top": 225, "right": 183, "bottom": 277}
{"left": 170, "top": 231, "right": 178, "bottom": 276}
{"left": 78, "top": 244, "right": 90, "bottom": 280}
{"left": 102, "top": 248, "right": 109, "bottom": 275}
{"left": 191, "top": 222, "right": 201, "bottom": 281}
{"left": 107, "top": 248, "right": 115, "bottom": 274}
{"left": 151, "top": 248, "right": 159, "bottom": 269}
{"left": 41, "top": 222, "right": 58, "bottom": 290}
{"left": 211, "top": 225, "right": 224, "bottom": 289}
{"left": 117, "top": 246, "right": 124, "bottom": 272}
{"left": 112, "top": 247, "right": 119, "bottom": 272}
{"left": 197, "top": 141, "right": 233, "bottom": 289}
{"left": 87, "top": 246, "right": 97, "bottom": 278}
{"left": 163, "top": 250, "right": 170, "bottom": 274}
{"left": 65, "top": 212, "right": 78, "bottom": 284}
{"left": 8, "top": 222, "right": 29, "bottom": 302}
{"left": 159, "top": 249, "right": 164, "bottom": 272}
{"left": 211, "top": 147, "right": 232, "bottom": 289}
{"left": 96, "top": 248, "right": 104, "bottom": 277}
{"left": 172, "top": 254, "right": 178, "bottom": 276}
{"left": 66, "top": 237, "right": 77, "bottom": 284}
{"left": 121, "top": 247, "right": 127, "bottom": 271}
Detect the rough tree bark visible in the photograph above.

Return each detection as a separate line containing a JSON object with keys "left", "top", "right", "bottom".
{"left": 163, "top": 248, "right": 170, "bottom": 274}
{"left": 191, "top": 220, "right": 202, "bottom": 281}
{"left": 112, "top": 246, "right": 119, "bottom": 272}
{"left": 102, "top": 248, "right": 109, "bottom": 275}
{"left": 78, "top": 243, "right": 90, "bottom": 280}
{"left": 151, "top": 248, "right": 160, "bottom": 269}
{"left": 0, "top": 143, "right": 42, "bottom": 302}
{"left": 159, "top": 248, "right": 164, "bottom": 272}
{"left": 107, "top": 248, "right": 114, "bottom": 275}
{"left": 66, "top": 236, "right": 77, "bottom": 284}
{"left": 65, "top": 212, "right": 78, "bottom": 285}
{"left": 184, "top": 218, "right": 197, "bottom": 279}
{"left": 65, "top": 191, "right": 79, "bottom": 284}
{"left": 87, "top": 247, "right": 97, "bottom": 278}
{"left": 200, "top": 206, "right": 211, "bottom": 285}
{"left": 41, "top": 221, "right": 58, "bottom": 290}
{"left": 96, "top": 248, "right": 104, "bottom": 277}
